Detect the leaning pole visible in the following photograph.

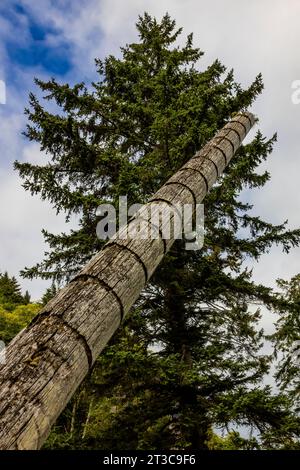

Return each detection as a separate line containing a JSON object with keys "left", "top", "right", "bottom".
{"left": 0, "top": 112, "right": 255, "bottom": 449}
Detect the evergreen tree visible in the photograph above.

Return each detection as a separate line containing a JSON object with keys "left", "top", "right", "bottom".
{"left": 273, "top": 275, "right": 300, "bottom": 403}
{"left": 41, "top": 283, "right": 58, "bottom": 306}
{"left": 15, "top": 13, "right": 300, "bottom": 449}
{"left": 0, "top": 272, "right": 26, "bottom": 309}
{"left": 23, "top": 290, "right": 31, "bottom": 305}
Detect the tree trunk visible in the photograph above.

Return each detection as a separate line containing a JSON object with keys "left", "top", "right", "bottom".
{"left": 164, "top": 241, "right": 208, "bottom": 448}
{"left": 81, "top": 397, "right": 94, "bottom": 440}
{"left": 0, "top": 112, "right": 255, "bottom": 449}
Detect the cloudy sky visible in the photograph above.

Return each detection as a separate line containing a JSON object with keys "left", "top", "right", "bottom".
{"left": 0, "top": 0, "right": 300, "bottom": 304}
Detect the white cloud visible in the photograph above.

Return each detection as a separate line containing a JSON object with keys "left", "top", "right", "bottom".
{"left": 0, "top": 138, "right": 73, "bottom": 300}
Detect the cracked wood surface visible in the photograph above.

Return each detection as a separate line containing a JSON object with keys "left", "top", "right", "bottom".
{"left": 0, "top": 112, "right": 255, "bottom": 449}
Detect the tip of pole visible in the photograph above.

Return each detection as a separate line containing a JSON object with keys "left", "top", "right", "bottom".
{"left": 230, "top": 111, "right": 256, "bottom": 131}
{"left": 236, "top": 111, "right": 256, "bottom": 127}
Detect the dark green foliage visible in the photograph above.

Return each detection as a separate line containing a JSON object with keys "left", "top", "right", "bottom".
{"left": 23, "top": 290, "right": 31, "bottom": 304}
{"left": 14, "top": 13, "right": 300, "bottom": 449}
{"left": 41, "top": 282, "right": 58, "bottom": 306}
{"left": 272, "top": 275, "right": 300, "bottom": 405}
{"left": 0, "top": 271, "right": 28, "bottom": 310}
{"left": 16, "top": 13, "right": 264, "bottom": 282}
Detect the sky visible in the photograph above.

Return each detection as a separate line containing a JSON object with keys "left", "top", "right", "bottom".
{"left": 0, "top": 0, "right": 300, "bottom": 308}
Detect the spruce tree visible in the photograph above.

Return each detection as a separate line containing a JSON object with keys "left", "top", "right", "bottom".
{"left": 23, "top": 290, "right": 31, "bottom": 305}
{"left": 273, "top": 275, "right": 300, "bottom": 403}
{"left": 41, "top": 282, "right": 58, "bottom": 306}
{"left": 16, "top": 13, "right": 300, "bottom": 449}
{"left": 0, "top": 272, "right": 25, "bottom": 309}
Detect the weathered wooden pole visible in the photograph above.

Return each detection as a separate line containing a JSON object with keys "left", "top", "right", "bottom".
{"left": 0, "top": 112, "right": 255, "bottom": 449}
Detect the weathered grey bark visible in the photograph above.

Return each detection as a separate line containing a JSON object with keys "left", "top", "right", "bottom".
{"left": 0, "top": 112, "right": 255, "bottom": 449}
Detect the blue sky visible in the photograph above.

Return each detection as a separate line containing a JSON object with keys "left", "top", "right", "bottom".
{"left": 3, "top": 3, "right": 71, "bottom": 75}
{"left": 1, "top": 0, "right": 300, "bottom": 311}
